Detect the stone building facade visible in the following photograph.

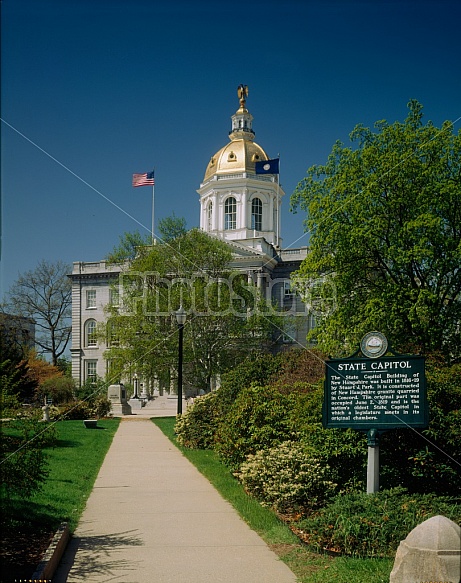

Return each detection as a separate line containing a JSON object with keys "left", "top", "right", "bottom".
{"left": 69, "top": 87, "right": 312, "bottom": 387}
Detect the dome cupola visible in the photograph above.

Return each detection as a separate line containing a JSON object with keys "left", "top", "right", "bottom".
{"left": 203, "top": 85, "right": 269, "bottom": 182}
{"left": 198, "top": 86, "right": 284, "bottom": 249}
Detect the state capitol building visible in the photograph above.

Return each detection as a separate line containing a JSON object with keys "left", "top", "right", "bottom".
{"left": 69, "top": 87, "right": 313, "bottom": 390}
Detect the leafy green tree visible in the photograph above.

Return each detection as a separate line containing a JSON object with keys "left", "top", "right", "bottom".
{"left": 156, "top": 213, "right": 187, "bottom": 242}
{"left": 106, "top": 230, "right": 149, "bottom": 263}
{"left": 106, "top": 216, "right": 187, "bottom": 264}
{"left": 291, "top": 101, "right": 461, "bottom": 361}
{"left": 0, "top": 336, "right": 37, "bottom": 408}
{"left": 0, "top": 338, "right": 58, "bottom": 501}
{"left": 2, "top": 260, "right": 72, "bottom": 365}
{"left": 56, "top": 356, "right": 72, "bottom": 376}
{"left": 104, "top": 225, "right": 281, "bottom": 392}
{"left": 0, "top": 359, "right": 23, "bottom": 416}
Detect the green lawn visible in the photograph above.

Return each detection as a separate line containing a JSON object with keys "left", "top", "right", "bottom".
{"left": 1, "top": 418, "right": 120, "bottom": 581}
{"left": 153, "top": 417, "right": 393, "bottom": 583}
{"left": 1, "top": 418, "right": 120, "bottom": 532}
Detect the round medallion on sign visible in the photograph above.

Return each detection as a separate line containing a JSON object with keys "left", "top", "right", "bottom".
{"left": 360, "top": 331, "right": 388, "bottom": 358}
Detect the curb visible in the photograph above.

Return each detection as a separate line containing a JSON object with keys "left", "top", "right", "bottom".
{"left": 31, "top": 522, "right": 70, "bottom": 582}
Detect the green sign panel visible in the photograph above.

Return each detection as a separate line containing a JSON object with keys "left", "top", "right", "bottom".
{"left": 323, "top": 355, "right": 428, "bottom": 430}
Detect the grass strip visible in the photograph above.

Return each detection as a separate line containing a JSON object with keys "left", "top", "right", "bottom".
{"left": 153, "top": 416, "right": 393, "bottom": 583}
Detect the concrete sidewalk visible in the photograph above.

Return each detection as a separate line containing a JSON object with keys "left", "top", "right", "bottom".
{"left": 53, "top": 416, "right": 298, "bottom": 583}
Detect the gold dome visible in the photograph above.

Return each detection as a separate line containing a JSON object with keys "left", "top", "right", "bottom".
{"left": 203, "top": 85, "right": 269, "bottom": 182}
{"left": 204, "top": 139, "right": 269, "bottom": 182}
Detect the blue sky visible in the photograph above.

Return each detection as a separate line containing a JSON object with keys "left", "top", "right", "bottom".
{"left": 1, "top": 0, "right": 460, "bottom": 298}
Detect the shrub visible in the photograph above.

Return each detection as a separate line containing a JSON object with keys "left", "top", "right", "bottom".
{"left": 60, "top": 395, "right": 111, "bottom": 420}
{"left": 299, "top": 424, "right": 368, "bottom": 492}
{"left": 74, "top": 377, "right": 107, "bottom": 401}
{"left": 376, "top": 361, "right": 461, "bottom": 496}
{"left": 287, "top": 359, "right": 461, "bottom": 496}
{"left": 36, "top": 376, "right": 76, "bottom": 405}
{"left": 271, "top": 348, "right": 327, "bottom": 394}
{"left": 218, "top": 353, "right": 284, "bottom": 409}
{"left": 175, "top": 392, "right": 220, "bottom": 449}
{"left": 236, "top": 441, "right": 337, "bottom": 512}
{"left": 215, "top": 385, "right": 297, "bottom": 469}
{"left": 295, "top": 487, "right": 461, "bottom": 558}
{"left": 0, "top": 417, "right": 57, "bottom": 499}
{"left": 60, "top": 400, "right": 92, "bottom": 420}
{"left": 61, "top": 378, "right": 111, "bottom": 420}
{"left": 89, "top": 395, "right": 111, "bottom": 418}
{"left": 1, "top": 387, "right": 21, "bottom": 417}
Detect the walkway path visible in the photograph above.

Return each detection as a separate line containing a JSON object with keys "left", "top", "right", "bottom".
{"left": 53, "top": 405, "right": 298, "bottom": 583}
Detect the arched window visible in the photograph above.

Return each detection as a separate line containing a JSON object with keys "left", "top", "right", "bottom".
{"left": 85, "top": 319, "right": 97, "bottom": 347}
{"left": 251, "top": 198, "right": 262, "bottom": 231}
{"left": 207, "top": 201, "right": 213, "bottom": 231}
{"left": 224, "top": 197, "right": 236, "bottom": 230}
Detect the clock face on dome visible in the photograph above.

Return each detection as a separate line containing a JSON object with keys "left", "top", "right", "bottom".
{"left": 360, "top": 332, "right": 388, "bottom": 358}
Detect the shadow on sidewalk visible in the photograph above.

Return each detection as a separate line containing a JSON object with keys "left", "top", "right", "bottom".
{"left": 53, "top": 529, "right": 143, "bottom": 582}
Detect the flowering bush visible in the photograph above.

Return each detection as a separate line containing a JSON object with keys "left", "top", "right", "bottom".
{"left": 235, "top": 441, "right": 337, "bottom": 512}
{"left": 175, "top": 391, "right": 220, "bottom": 449}
{"left": 60, "top": 395, "right": 111, "bottom": 420}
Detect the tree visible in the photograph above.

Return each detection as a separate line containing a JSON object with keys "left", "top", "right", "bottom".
{"left": 291, "top": 101, "right": 461, "bottom": 361}
{"left": 105, "top": 216, "right": 187, "bottom": 264}
{"left": 24, "top": 350, "right": 63, "bottom": 387}
{"left": 104, "top": 225, "right": 281, "bottom": 392}
{"left": 0, "top": 334, "right": 37, "bottom": 407}
{"left": 3, "top": 260, "right": 72, "bottom": 365}
{"left": 156, "top": 213, "right": 187, "bottom": 242}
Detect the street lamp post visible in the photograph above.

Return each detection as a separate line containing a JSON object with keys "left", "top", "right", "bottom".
{"left": 175, "top": 306, "right": 187, "bottom": 415}
{"left": 133, "top": 373, "right": 139, "bottom": 399}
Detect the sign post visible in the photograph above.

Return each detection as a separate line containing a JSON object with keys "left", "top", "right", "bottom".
{"left": 366, "top": 429, "right": 380, "bottom": 494}
{"left": 323, "top": 332, "right": 428, "bottom": 493}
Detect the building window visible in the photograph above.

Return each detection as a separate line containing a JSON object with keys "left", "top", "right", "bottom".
{"left": 85, "top": 319, "right": 97, "bottom": 347}
{"left": 86, "top": 290, "right": 96, "bottom": 309}
{"left": 284, "top": 281, "right": 293, "bottom": 296}
{"left": 85, "top": 360, "right": 97, "bottom": 382}
{"left": 251, "top": 198, "right": 262, "bottom": 231}
{"left": 282, "top": 324, "right": 296, "bottom": 344}
{"left": 224, "top": 197, "right": 236, "bottom": 230}
{"left": 109, "top": 286, "right": 120, "bottom": 307}
{"left": 106, "top": 319, "right": 119, "bottom": 346}
{"left": 207, "top": 202, "right": 213, "bottom": 231}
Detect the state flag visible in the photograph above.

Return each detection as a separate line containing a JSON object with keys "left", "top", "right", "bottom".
{"left": 255, "top": 158, "right": 279, "bottom": 175}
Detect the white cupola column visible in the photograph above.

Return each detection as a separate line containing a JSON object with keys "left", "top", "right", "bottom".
{"left": 242, "top": 189, "right": 248, "bottom": 230}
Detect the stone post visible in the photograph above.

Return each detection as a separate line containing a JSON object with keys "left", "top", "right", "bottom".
{"left": 390, "top": 515, "right": 461, "bottom": 583}
{"left": 107, "top": 383, "right": 132, "bottom": 416}
{"left": 42, "top": 404, "right": 50, "bottom": 422}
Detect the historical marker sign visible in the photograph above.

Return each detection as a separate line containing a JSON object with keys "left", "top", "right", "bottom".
{"left": 323, "top": 355, "right": 428, "bottom": 430}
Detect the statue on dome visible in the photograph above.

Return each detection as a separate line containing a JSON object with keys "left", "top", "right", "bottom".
{"left": 237, "top": 84, "right": 248, "bottom": 108}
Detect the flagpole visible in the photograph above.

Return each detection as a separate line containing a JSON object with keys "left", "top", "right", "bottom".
{"left": 152, "top": 171, "right": 156, "bottom": 245}
{"left": 276, "top": 155, "right": 280, "bottom": 248}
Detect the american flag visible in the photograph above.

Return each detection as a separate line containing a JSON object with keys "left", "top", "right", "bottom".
{"left": 132, "top": 171, "right": 155, "bottom": 187}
